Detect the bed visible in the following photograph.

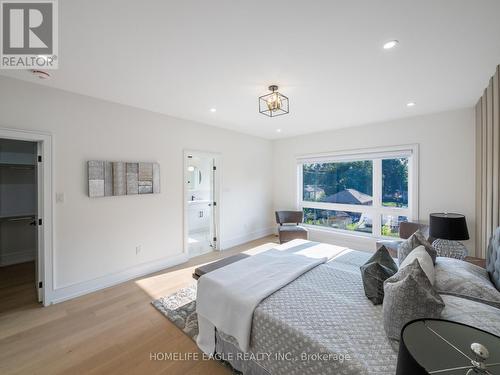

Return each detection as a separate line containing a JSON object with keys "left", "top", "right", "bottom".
{"left": 195, "top": 238, "right": 500, "bottom": 375}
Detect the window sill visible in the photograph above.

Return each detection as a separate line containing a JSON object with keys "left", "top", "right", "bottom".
{"left": 303, "top": 224, "right": 373, "bottom": 239}
{"left": 303, "top": 224, "right": 401, "bottom": 242}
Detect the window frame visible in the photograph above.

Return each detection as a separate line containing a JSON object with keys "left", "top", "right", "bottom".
{"left": 296, "top": 144, "right": 419, "bottom": 238}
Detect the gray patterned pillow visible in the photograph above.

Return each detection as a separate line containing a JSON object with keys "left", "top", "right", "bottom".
{"left": 399, "top": 245, "right": 435, "bottom": 285}
{"left": 435, "top": 257, "right": 500, "bottom": 309}
{"left": 360, "top": 246, "right": 398, "bottom": 305}
{"left": 398, "top": 230, "right": 437, "bottom": 265}
{"left": 383, "top": 259, "right": 445, "bottom": 341}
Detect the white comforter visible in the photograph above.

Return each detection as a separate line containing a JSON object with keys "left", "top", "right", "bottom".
{"left": 196, "top": 240, "right": 349, "bottom": 354}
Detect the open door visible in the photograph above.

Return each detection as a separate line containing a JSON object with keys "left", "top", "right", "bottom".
{"left": 209, "top": 158, "right": 218, "bottom": 250}
{"left": 35, "top": 142, "right": 43, "bottom": 303}
{"left": 184, "top": 151, "right": 220, "bottom": 256}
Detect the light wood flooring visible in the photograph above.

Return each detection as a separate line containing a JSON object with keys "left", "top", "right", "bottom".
{"left": 0, "top": 235, "right": 279, "bottom": 375}
{"left": 0, "top": 261, "right": 38, "bottom": 314}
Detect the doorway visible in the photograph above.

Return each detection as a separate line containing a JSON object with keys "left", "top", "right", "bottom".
{"left": 0, "top": 128, "right": 52, "bottom": 307}
{"left": 0, "top": 138, "right": 40, "bottom": 311}
{"left": 184, "top": 151, "right": 219, "bottom": 257}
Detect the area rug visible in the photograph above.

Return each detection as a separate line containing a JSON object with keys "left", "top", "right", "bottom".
{"left": 153, "top": 284, "right": 244, "bottom": 374}
{"left": 151, "top": 284, "right": 199, "bottom": 341}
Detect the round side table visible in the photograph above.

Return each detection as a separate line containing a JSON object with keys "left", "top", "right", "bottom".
{"left": 397, "top": 319, "right": 500, "bottom": 375}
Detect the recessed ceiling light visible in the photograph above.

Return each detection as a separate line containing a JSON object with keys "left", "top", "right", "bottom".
{"left": 210, "top": 108, "right": 217, "bottom": 113}
{"left": 276, "top": 129, "right": 282, "bottom": 133}
{"left": 383, "top": 40, "right": 399, "bottom": 50}
{"left": 407, "top": 102, "right": 416, "bottom": 107}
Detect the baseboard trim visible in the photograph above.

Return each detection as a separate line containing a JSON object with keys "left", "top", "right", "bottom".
{"left": 0, "top": 249, "right": 35, "bottom": 267}
{"left": 49, "top": 253, "right": 189, "bottom": 305}
{"left": 220, "top": 227, "right": 275, "bottom": 250}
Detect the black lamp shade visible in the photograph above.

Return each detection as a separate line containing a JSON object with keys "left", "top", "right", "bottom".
{"left": 429, "top": 213, "right": 469, "bottom": 241}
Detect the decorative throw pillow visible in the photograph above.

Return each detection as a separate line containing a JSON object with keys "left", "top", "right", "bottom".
{"left": 435, "top": 257, "right": 500, "bottom": 309}
{"left": 383, "top": 259, "right": 445, "bottom": 341}
{"left": 398, "top": 230, "right": 437, "bottom": 265}
{"left": 399, "top": 245, "right": 435, "bottom": 285}
{"left": 360, "top": 246, "right": 398, "bottom": 305}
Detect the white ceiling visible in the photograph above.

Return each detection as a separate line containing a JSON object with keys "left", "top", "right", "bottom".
{"left": 2, "top": 0, "right": 500, "bottom": 139}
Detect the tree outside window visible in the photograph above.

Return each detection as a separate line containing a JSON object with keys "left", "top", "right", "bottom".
{"left": 299, "top": 150, "right": 415, "bottom": 238}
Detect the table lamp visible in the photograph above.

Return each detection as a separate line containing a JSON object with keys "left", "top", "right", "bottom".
{"left": 429, "top": 213, "right": 469, "bottom": 260}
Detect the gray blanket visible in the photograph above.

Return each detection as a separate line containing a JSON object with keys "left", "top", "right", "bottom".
{"left": 216, "top": 249, "right": 398, "bottom": 375}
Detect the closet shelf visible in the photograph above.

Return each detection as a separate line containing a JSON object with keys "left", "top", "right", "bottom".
{"left": 0, "top": 163, "right": 35, "bottom": 169}
{"left": 0, "top": 214, "right": 37, "bottom": 222}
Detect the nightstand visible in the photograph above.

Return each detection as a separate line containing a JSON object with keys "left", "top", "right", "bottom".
{"left": 465, "top": 256, "right": 486, "bottom": 268}
{"left": 397, "top": 319, "right": 500, "bottom": 375}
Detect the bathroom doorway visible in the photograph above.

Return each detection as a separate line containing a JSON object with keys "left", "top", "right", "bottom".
{"left": 183, "top": 151, "right": 220, "bottom": 257}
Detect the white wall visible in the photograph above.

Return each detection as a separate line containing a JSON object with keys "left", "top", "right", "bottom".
{"left": 273, "top": 108, "right": 476, "bottom": 255}
{"left": 0, "top": 74, "right": 477, "bottom": 304}
{"left": 0, "top": 76, "right": 274, "bottom": 303}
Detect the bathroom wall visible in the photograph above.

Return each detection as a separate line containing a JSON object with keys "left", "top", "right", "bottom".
{"left": 186, "top": 155, "right": 212, "bottom": 202}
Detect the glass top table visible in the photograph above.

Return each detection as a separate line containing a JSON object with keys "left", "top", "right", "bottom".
{"left": 397, "top": 319, "right": 500, "bottom": 375}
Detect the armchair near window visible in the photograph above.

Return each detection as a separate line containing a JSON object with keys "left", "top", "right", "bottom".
{"left": 275, "top": 211, "right": 309, "bottom": 244}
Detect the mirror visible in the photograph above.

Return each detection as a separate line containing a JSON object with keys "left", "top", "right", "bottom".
{"left": 187, "top": 165, "right": 201, "bottom": 190}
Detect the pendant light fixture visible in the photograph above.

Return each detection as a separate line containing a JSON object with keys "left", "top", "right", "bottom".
{"left": 259, "top": 85, "right": 289, "bottom": 117}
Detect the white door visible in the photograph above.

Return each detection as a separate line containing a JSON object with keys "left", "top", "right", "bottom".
{"left": 184, "top": 152, "right": 220, "bottom": 255}
{"left": 35, "top": 142, "right": 43, "bottom": 303}
{"left": 209, "top": 158, "right": 217, "bottom": 250}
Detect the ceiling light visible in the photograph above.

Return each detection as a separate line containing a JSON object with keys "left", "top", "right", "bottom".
{"left": 383, "top": 40, "right": 399, "bottom": 50}
{"left": 210, "top": 108, "right": 217, "bottom": 113}
{"left": 276, "top": 129, "right": 282, "bottom": 133}
{"left": 259, "top": 85, "right": 289, "bottom": 117}
{"left": 407, "top": 102, "right": 416, "bottom": 107}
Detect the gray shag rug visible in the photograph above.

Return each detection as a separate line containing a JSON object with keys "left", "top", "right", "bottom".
{"left": 151, "top": 284, "right": 199, "bottom": 341}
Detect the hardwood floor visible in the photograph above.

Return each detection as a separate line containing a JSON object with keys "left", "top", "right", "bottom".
{"left": 0, "top": 261, "right": 38, "bottom": 314}
{"left": 0, "top": 236, "right": 279, "bottom": 375}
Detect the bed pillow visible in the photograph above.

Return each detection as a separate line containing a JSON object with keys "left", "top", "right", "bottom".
{"left": 441, "top": 295, "right": 500, "bottom": 337}
{"left": 399, "top": 245, "right": 435, "bottom": 285}
{"left": 383, "top": 259, "right": 445, "bottom": 341}
{"left": 398, "top": 230, "right": 437, "bottom": 265}
{"left": 435, "top": 257, "right": 500, "bottom": 309}
{"left": 360, "top": 246, "right": 398, "bottom": 305}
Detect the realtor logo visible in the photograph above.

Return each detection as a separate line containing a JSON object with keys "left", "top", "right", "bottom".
{"left": 1, "top": 0, "right": 58, "bottom": 69}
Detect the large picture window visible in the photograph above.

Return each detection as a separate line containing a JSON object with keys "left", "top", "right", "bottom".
{"left": 298, "top": 146, "right": 418, "bottom": 238}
